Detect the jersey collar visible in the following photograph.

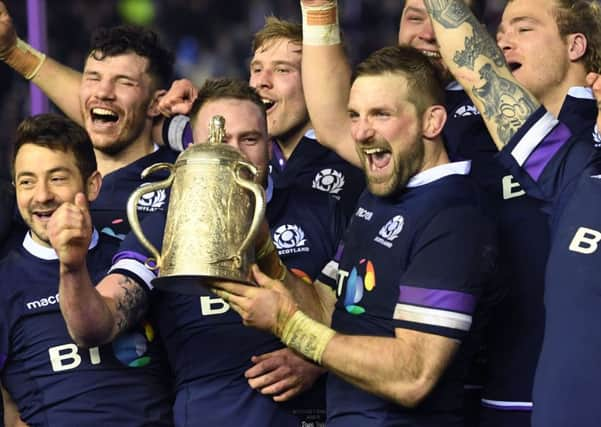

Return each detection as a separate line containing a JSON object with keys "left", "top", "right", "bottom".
{"left": 23, "top": 228, "right": 100, "bottom": 260}
{"left": 407, "top": 160, "right": 471, "bottom": 188}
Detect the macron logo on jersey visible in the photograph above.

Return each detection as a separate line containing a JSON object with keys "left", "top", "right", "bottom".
{"left": 26, "top": 293, "right": 60, "bottom": 310}
{"left": 453, "top": 104, "right": 480, "bottom": 118}
{"left": 356, "top": 207, "right": 373, "bottom": 221}
{"left": 137, "top": 185, "right": 167, "bottom": 213}
{"left": 374, "top": 215, "right": 404, "bottom": 248}
{"left": 273, "top": 224, "right": 310, "bottom": 255}
{"left": 312, "top": 168, "right": 345, "bottom": 195}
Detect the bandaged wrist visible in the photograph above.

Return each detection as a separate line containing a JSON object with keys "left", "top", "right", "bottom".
{"left": 280, "top": 310, "right": 335, "bottom": 364}
{"left": 301, "top": 1, "right": 341, "bottom": 46}
{"left": 2, "top": 38, "right": 46, "bottom": 80}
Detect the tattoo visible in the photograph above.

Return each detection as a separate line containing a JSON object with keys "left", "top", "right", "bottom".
{"left": 424, "top": 0, "right": 471, "bottom": 29}
{"left": 473, "top": 64, "right": 538, "bottom": 144}
{"left": 454, "top": 28, "right": 506, "bottom": 70}
{"left": 115, "top": 276, "right": 148, "bottom": 334}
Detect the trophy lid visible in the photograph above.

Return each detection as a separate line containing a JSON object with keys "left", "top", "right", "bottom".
{"left": 176, "top": 115, "right": 251, "bottom": 165}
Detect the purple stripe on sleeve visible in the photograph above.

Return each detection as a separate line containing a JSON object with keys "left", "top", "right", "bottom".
{"left": 398, "top": 285, "right": 476, "bottom": 314}
{"left": 112, "top": 250, "right": 155, "bottom": 268}
{"left": 524, "top": 122, "right": 571, "bottom": 181}
{"left": 334, "top": 242, "right": 344, "bottom": 262}
{"left": 0, "top": 353, "right": 6, "bottom": 370}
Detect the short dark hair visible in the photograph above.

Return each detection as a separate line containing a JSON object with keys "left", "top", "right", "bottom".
{"left": 88, "top": 25, "right": 174, "bottom": 89}
{"left": 354, "top": 45, "right": 446, "bottom": 115}
{"left": 12, "top": 114, "right": 97, "bottom": 182}
{"left": 189, "top": 78, "right": 267, "bottom": 129}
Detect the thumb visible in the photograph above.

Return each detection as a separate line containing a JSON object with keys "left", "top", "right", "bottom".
{"left": 74, "top": 192, "right": 89, "bottom": 211}
{"left": 252, "top": 264, "right": 276, "bottom": 289}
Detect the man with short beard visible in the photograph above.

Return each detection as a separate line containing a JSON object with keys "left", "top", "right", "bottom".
{"left": 299, "top": 2, "right": 601, "bottom": 426}
{"left": 0, "top": 2, "right": 177, "bottom": 239}
{"left": 207, "top": 46, "right": 498, "bottom": 427}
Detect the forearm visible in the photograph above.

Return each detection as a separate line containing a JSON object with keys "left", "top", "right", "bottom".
{"left": 301, "top": 1, "right": 360, "bottom": 166}
{"left": 424, "top": 0, "right": 539, "bottom": 149}
{"left": 32, "top": 58, "right": 84, "bottom": 123}
{"left": 280, "top": 311, "right": 457, "bottom": 407}
{"left": 2, "top": 38, "right": 83, "bottom": 124}
{"left": 59, "top": 266, "right": 118, "bottom": 347}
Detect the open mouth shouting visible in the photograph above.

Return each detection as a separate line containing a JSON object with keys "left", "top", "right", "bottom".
{"left": 262, "top": 98, "right": 276, "bottom": 114}
{"left": 363, "top": 147, "right": 392, "bottom": 176}
{"left": 89, "top": 106, "right": 120, "bottom": 129}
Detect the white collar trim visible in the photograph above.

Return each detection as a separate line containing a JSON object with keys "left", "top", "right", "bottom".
{"left": 407, "top": 161, "right": 471, "bottom": 188}
{"left": 23, "top": 228, "right": 99, "bottom": 260}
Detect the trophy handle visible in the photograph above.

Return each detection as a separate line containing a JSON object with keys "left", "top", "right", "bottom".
{"left": 126, "top": 162, "right": 175, "bottom": 270}
{"left": 234, "top": 161, "right": 266, "bottom": 266}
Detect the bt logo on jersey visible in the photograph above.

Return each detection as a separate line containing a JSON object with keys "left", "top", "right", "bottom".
{"left": 49, "top": 344, "right": 101, "bottom": 372}
{"left": 569, "top": 227, "right": 601, "bottom": 254}
{"left": 336, "top": 259, "right": 376, "bottom": 315}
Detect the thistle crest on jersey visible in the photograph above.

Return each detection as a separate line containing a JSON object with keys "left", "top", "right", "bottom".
{"left": 312, "top": 168, "right": 345, "bottom": 195}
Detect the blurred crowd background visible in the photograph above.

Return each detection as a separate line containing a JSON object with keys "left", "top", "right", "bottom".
{"left": 0, "top": 0, "right": 507, "bottom": 180}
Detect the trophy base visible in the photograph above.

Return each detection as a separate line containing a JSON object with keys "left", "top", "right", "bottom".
{"left": 151, "top": 275, "right": 255, "bottom": 295}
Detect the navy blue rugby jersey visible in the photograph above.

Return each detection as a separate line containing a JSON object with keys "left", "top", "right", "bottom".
{"left": 269, "top": 130, "right": 364, "bottom": 219}
{"left": 91, "top": 145, "right": 178, "bottom": 240}
{"left": 267, "top": 181, "right": 347, "bottom": 282}
{"left": 497, "top": 107, "right": 601, "bottom": 427}
{"left": 110, "top": 211, "right": 300, "bottom": 427}
{"left": 0, "top": 231, "right": 173, "bottom": 427}
{"left": 317, "top": 162, "right": 497, "bottom": 427}
{"left": 444, "top": 84, "right": 596, "bottom": 415}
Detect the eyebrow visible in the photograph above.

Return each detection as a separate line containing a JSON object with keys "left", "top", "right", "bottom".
{"left": 16, "top": 166, "right": 72, "bottom": 179}
{"left": 403, "top": 6, "right": 427, "bottom": 16}
{"left": 498, "top": 16, "right": 540, "bottom": 33}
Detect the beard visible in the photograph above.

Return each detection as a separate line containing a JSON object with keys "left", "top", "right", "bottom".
{"left": 365, "top": 138, "right": 425, "bottom": 198}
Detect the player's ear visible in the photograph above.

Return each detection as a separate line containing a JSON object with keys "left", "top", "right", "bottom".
{"left": 422, "top": 104, "right": 447, "bottom": 140}
{"left": 85, "top": 171, "right": 102, "bottom": 202}
{"left": 566, "top": 33, "right": 587, "bottom": 62}
{"left": 148, "top": 89, "right": 167, "bottom": 118}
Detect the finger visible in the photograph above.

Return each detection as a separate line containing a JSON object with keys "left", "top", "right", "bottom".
{"left": 257, "top": 375, "right": 299, "bottom": 396}
{"left": 210, "top": 281, "right": 251, "bottom": 297}
{"left": 272, "top": 386, "right": 302, "bottom": 402}
{"left": 252, "top": 264, "right": 279, "bottom": 289}
{"left": 248, "top": 366, "right": 292, "bottom": 390}
{"left": 245, "top": 354, "right": 281, "bottom": 378}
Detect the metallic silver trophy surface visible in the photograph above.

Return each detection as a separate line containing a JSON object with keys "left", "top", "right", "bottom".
{"left": 127, "top": 115, "right": 266, "bottom": 294}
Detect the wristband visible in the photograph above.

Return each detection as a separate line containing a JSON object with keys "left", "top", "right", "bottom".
{"left": 166, "top": 115, "right": 193, "bottom": 152}
{"left": 2, "top": 38, "right": 46, "bottom": 80}
{"left": 281, "top": 310, "right": 335, "bottom": 364}
{"left": 301, "top": 1, "right": 341, "bottom": 46}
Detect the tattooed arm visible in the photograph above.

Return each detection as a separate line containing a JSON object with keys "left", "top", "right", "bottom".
{"left": 59, "top": 270, "right": 148, "bottom": 348}
{"left": 424, "top": 0, "right": 540, "bottom": 149}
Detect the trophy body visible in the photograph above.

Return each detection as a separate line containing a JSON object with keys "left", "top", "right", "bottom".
{"left": 127, "top": 116, "right": 266, "bottom": 294}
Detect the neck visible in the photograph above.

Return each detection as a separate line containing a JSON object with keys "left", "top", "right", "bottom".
{"left": 96, "top": 135, "right": 155, "bottom": 176}
{"left": 420, "top": 138, "right": 450, "bottom": 173}
{"left": 539, "top": 66, "right": 588, "bottom": 118}
{"left": 273, "top": 121, "right": 312, "bottom": 160}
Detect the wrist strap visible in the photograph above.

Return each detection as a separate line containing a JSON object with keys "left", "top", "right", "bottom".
{"left": 301, "top": 1, "right": 341, "bottom": 46}
{"left": 281, "top": 310, "right": 335, "bottom": 364}
{"left": 3, "top": 38, "right": 46, "bottom": 80}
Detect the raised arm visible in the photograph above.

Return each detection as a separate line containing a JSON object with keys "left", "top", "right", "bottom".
{"left": 0, "top": 1, "right": 83, "bottom": 123}
{"left": 300, "top": 0, "right": 359, "bottom": 166}
{"left": 47, "top": 194, "right": 148, "bottom": 347}
{"left": 424, "top": 0, "right": 540, "bottom": 149}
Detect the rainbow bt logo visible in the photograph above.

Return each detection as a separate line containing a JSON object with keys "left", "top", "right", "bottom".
{"left": 343, "top": 259, "right": 376, "bottom": 315}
